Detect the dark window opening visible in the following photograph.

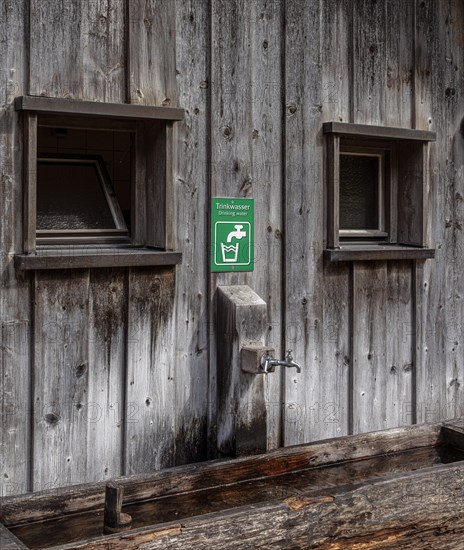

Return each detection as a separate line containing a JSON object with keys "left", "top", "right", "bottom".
{"left": 37, "top": 125, "right": 133, "bottom": 244}
{"left": 339, "top": 151, "right": 385, "bottom": 237}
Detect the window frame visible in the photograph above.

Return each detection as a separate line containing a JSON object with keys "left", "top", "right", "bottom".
{"left": 324, "top": 121, "right": 436, "bottom": 262}
{"left": 339, "top": 147, "right": 388, "bottom": 239}
{"left": 15, "top": 96, "right": 184, "bottom": 270}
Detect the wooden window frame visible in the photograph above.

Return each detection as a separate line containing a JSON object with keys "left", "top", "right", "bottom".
{"left": 14, "top": 96, "right": 184, "bottom": 270}
{"left": 339, "top": 147, "right": 389, "bottom": 239}
{"left": 324, "top": 122, "right": 436, "bottom": 262}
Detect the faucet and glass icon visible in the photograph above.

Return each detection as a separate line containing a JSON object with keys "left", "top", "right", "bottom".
{"left": 221, "top": 224, "right": 247, "bottom": 263}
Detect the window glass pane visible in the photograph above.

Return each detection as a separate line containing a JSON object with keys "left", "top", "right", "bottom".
{"left": 37, "top": 161, "right": 117, "bottom": 230}
{"left": 339, "top": 154, "right": 380, "bottom": 230}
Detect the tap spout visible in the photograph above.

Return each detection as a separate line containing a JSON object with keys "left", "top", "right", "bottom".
{"left": 260, "top": 350, "right": 301, "bottom": 374}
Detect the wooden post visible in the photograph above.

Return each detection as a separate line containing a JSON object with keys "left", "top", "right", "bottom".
{"left": 103, "top": 482, "right": 132, "bottom": 535}
{"left": 216, "top": 285, "right": 271, "bottom": 457}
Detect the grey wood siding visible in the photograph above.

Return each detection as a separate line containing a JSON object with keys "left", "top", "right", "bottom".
{"left": 1, "top": 0, "right": 463, "bottom": 496}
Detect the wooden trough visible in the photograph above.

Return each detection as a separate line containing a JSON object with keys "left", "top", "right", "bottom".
{"left": 2, "top": 421, "right": 464, "bottom": 549}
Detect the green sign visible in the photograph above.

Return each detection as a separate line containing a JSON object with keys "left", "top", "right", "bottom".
{"left": 211, "top": 198, "right": 254, "bottom": 272}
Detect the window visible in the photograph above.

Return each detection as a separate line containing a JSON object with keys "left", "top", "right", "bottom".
{"left": 324, "top": 122, "right": 436, "bottom": 262}
{"left": 36, "top": 154, "right": 129, "bottom": 242}
{"left": 339, "top": 149, "right": 387, "bottom": 238}
{"left": 14, "top": 96, "right": 184, "bottom": 269}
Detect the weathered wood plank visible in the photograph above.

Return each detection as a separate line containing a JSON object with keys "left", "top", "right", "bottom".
{"left": 15, "top": 96, "right": 184, "bottom": 121}
{"left": 0, "top": 0, "right": 32, "bottom": 498}
{"left": 413, "top": 0, "right": 447, "bottom": 425}
{"left": 246, "top": 0, "right": 284, "bottom": 451}
{"left": 43, "top": 461, "right": 464, "bottom": 549}
{"left": 0, "top": 422, "right": 442, "bottom": 526}
{"left": 216, "top": 286, "right": 268, "bottom": 456}
{"left": 385, "top": 262, "right": 414, "bottom": 428}
{"left": 283, "top": 0, "right": 324, "bottom": 446}
{"left": 124, "top": 268, "right": 177, "bottom": 473}
{"left": 0, "top": 524, "right": 28, "bottom": 550}
{"left": 32, "top": 271, "right": 90, "bottom": 490}
{"left": 319, "top": 0, "right": 353, "bottom": 441}
{"left": 441, "top": 0, "right": 464, "bottom": 424}
{"left": 352, "top": 262, "right": 388, "bottom": 434}
{"left": 86, "top": 269, "right": 126, "bottom": 481}
{"left": 324, "top": 246, "right": 435, "bottom": 262}
{"left": 171, "top": 0, "right": 210, "bottom": 465}
{"left": 29, "top": 0, "right": 125, "bottom": 102}
{"left": 127, "top": 0, "right": 178, "bottom": 107}
{"left": 14, "top": 250, "right": 182, "bottom": 270}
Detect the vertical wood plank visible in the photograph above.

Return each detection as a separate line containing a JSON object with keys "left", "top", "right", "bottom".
{"left": 33, "top": 271, "right": 90, "bottom": 490}
{"left": 125, "top": 268, "right": 176, "bottom": 473}
{"left": 284, "top": 0, "right": 351, "bottom": 445}
{"left": 0, "top": 0, "right": 31, "bottom": 496}
{"left": 413, "top": 0, "right": 446, "bottom": 424}
{"left": 29, "top": 0, "right": 125, "bottom": 102}
{"left": 352, "top": 262, "right": 387, "bottom": 434}
{"left": 211, "top": 0, "right": 284, "bottom": 450}
{"left": 247, "top": 0, "right": 284, "bottom": 450}
{"left": 441, "top": 0, "right": 464, "bottom": 422}
{"left": 127, "top": 0, "right": 177, "bottom": 106}
{"left": 172, "top": 0, "right": 210, "bottom": 464}
{"left": 350, "top": 0, "right": 415, "bottom": 433}
{"left": 87, "top": 269, "right": 126, "bottom": 480}
{"left": 386, "top": 261, "right": 414, "bottom": 428}
{"left": 283, "top": 0, "right": 323, "bottom": 445}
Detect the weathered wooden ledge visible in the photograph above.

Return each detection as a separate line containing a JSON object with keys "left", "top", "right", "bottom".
{"left": 14, "top": 249, "right": 182, "bottom": 270}
{"left": 15, "top": 96, "right": 184, "bottom": 121}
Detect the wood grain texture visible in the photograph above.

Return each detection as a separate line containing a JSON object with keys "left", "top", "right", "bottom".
{"left": 0, "top": 422, "right": 442, "bottom": 526}
{"left": 413, "top": 0, "right": 447, "bottom": 426}
{"left": 124, "top": 268, "right": 177, "bottom": 473}
{"left": 29, "top": 0, "right": 125, "bottom": 102}
{"left": 127, "top": 0, "right": 177, "bottom": 107}
{"left": 441, "top": 0, "right": 464, "bottom": 426}
{"left": 6, "top": 432, "right": 463, "bottom": 549}
{"left": 0, "top": 0, "right": 32, "bottom": 497}
{"left": 284, "top": 0, "right": 325, "bottom": 446}
{"left": 0, "top": 524, "right": 28, "bottom": 549}
{"left": 86, "top": 269, "right": 126, "bottom": 481}
{"left": 216, "top": 286, "right": 268, "bottom": 456}
{"left": 172, "top": 0, "right": 210, "bottom": 465}
{"left": 32, "top": 270, "right": 90, "bottom": 490}
{"left": 284, "top": 0, "right": 352, "bottom": 445}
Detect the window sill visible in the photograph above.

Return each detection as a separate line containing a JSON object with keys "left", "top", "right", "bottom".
{"left": 14, "top": 248, "right": 182, "bottom": 270}
{"left": 324, "top": 244, "right": 435, "bottom": 262}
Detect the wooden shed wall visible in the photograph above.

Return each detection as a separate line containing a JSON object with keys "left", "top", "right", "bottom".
{"left": 1, "top": 0, "right": 463, "bottom": 496}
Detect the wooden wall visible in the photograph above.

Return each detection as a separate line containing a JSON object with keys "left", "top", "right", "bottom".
{"left": 1, "top": 0, "right": 463, "bottom": 496}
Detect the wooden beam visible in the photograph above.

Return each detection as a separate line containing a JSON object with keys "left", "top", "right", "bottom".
{"left": 42, "top": 461, "right": 464, "bottom": 549}
{"left": 0, "top": 524, "right": 28, "bottom": 549}
{"left": 15, "top": 96, "right": 184, "bottom": 121}
{"left": 323, "top": 121, "right": 436, "bottom": 141}
{"left": 324, "top": 246, "right": 435, "bottom": 262}
{"left": 14, "top": 250, "right": 182, "bottom": 270}
{"left": 0, "top": 422, "right": 442, "bottom": 527}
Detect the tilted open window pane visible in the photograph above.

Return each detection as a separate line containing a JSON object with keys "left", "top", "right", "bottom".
{"left": 36, "top": 155, "right": 128, "bottom": 242}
